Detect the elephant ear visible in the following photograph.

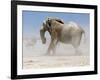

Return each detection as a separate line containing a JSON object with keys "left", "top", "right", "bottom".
{"left": 43, "top": 20, "right": 51, "bottom": 31}
{"left": 55, "top": 19, "right": 64, "bottom": 24}
{"left": 46, "top": 19, "right": 51, "bottom": 28}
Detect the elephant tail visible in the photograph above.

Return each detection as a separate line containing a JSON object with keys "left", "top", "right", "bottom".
{"left": 82, "top": 30, "right": 86, "bottom": 43}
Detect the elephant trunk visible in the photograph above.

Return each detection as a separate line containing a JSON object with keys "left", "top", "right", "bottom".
{"left": 40, "top": 28, "right": 46, "bottom": 44}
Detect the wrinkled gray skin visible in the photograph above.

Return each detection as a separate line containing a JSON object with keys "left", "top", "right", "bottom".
{"left": 40, "top": 18, "right": 85, "bottom": 55}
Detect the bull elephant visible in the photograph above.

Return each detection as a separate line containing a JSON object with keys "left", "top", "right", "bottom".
{"left": 40, "top": 17, "right": 85, "bottom": 55}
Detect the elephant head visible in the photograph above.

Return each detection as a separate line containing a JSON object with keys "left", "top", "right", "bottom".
{"left": 40, "top": 18, "right": 51, "bottom": 44}
{"left": 40, "top": 17, "right": 64, "bottom": 44}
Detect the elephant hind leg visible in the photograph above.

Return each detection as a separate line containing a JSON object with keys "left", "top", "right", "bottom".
{"left": 71, "top": 33, "right": 82, "bottom": 55}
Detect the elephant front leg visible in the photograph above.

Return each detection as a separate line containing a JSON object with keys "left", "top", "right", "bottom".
{"left": 46, "top": 40, "right": 53, "bottom": 55}
{"left": 52, "top": 39, "right": 58, "bottom": 55}
{"left": 46, "top": 30, "right": 58, "bottom": 55}
{"left": 46, "top": 39, "right": 58, "bottom": 55}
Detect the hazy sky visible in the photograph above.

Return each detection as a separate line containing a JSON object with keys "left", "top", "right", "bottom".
{"left": 22, "top": 11, "right": 90, "bottom": 38}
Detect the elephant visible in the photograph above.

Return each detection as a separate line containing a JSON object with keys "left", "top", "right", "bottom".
{"left": 40, "top": 17, "right": 85, "bottom": 55}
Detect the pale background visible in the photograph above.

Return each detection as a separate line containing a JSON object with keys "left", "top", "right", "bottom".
{"left": 0, "top": 0, "right": 99, "bottom": 80}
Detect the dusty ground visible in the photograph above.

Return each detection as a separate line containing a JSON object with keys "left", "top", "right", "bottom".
{"left": 22, "top": 38, "right": 90, "bottom": 69}
{"left": 23, "top": 56, "right": 89, "bottom": 69}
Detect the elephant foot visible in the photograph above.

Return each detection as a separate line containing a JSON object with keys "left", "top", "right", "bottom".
{"left": 75, "top": 50, "right": 82, "bottom": 56}
{"left": 44, "top": 52, "right": 50, "bottom": 56}
{"left": 44, "top": 52, "right": 55, "bottom": 56}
